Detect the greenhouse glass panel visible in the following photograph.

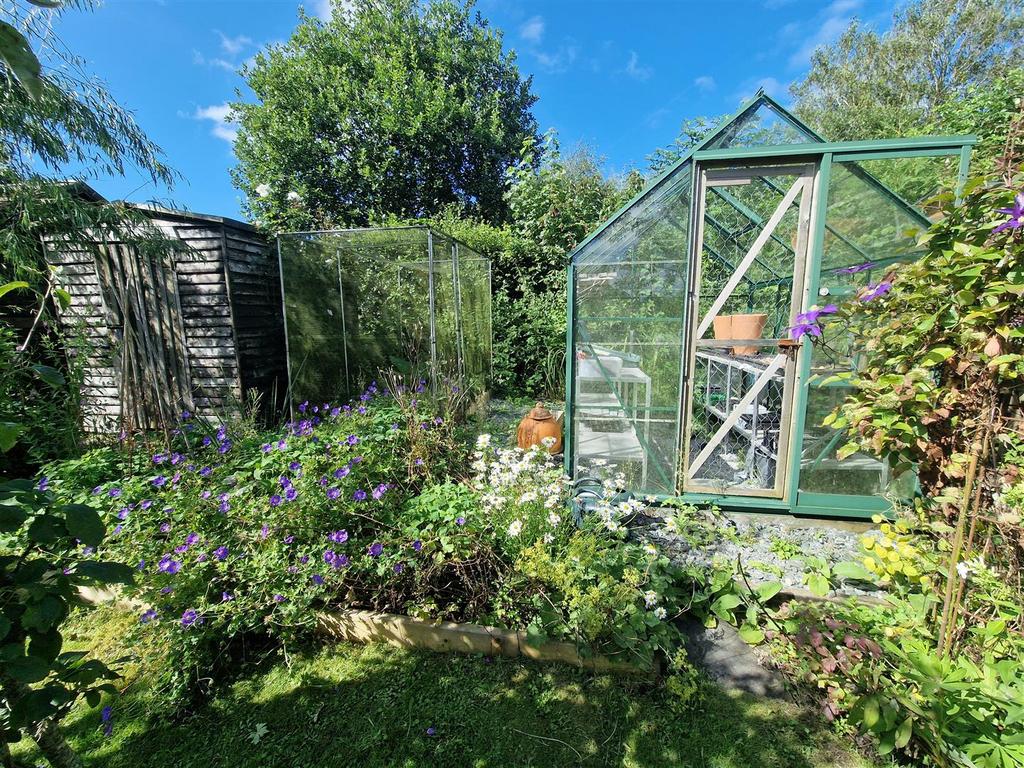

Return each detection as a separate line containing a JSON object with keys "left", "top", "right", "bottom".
{"left": 278, "top": 227, "right": 491, "bottom": 409}
{"left": 797, "top": 154, "right": 955, "bottom": 501}
{"left": 570, "top": 163, "right": 692, "bottom": 495}
{"left": 566, "top": 89, "right": 974, "bottom": 518}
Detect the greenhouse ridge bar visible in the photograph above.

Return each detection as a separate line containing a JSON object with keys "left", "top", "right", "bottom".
{"left": 564, "top": 90, "right": 975, "bottom": 519}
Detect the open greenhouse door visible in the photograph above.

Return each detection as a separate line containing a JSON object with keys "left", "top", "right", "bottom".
{"left": 681, "top": 163, "right": 816, "bottom": 498}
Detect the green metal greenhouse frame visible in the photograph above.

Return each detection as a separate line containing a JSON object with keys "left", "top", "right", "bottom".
{"left": 564, "top": 90, "right": 975, "bottom": 519}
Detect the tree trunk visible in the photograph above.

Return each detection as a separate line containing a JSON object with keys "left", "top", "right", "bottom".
{"left": 1, "top": 679, "right": 83, "bottom": 768}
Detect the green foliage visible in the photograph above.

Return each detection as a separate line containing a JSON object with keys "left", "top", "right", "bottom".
{"left": 822, "top": 179, "right": 1024, "bottom": 487}
{"left": 382, "top": 132, "right": 636, "bottom": 399}
{"left": 233, "top": 0, "right": 538, "bottom": 231}
{"left": 0, "top": 323, "right": 85, "bottom": 475}
{"left": 792, "top": 0, "right": 1024, "bottom": 147}
{"left": 0, "top": 480, "right": 130, "bottom": 744}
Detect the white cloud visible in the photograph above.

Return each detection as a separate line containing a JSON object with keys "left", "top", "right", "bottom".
{"left": 194, "top": 103, "right": 239, "bottom": 144}
{"left": 735, "top": 76, "right": 787, "bottom": 102}
{"left": 313, "top": 0, "right": 355, "bottom": 22}
{"left": 784, "top": 0, "right": 861, "bottom": 69}
{"left": 624, "top": 51, "right": 652, "bottom": 81}
{"left": 193, "top": 50, "right": 237, "bottom": 73}
{"left": 519, "top": 15, "right": 544, "bottom": 44}
{"left": 217, "top": 31, "right": 252, "bottom": 56}
{"left": 694, "top": 75, "right": 716, "bottom": 93}
{"left": 533, "top": 44, "right": 578, "bottom": 74}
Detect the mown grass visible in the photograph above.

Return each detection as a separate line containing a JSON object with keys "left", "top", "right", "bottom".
{"left": 15, "top": 607, "right": 877, "bottom": 768}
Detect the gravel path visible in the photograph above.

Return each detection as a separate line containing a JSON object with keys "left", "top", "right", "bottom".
{"left": 631, "top": 508, "right": 883, "bottom": 599}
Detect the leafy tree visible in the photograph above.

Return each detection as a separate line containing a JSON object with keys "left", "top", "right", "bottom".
{"left": 646, "top": 116, "right": 726, "bottom": 174}
{"left": 386, "top": 134, "right": 638, "bottom": 397}
{"left": 504, "top": 131, "right": 642, "bottom": 296}
{"left": 791, "top": 0, "right": 1024, "bottom": 145}
{"left": 233, "top": 0, "right": 538, "bottom": 232}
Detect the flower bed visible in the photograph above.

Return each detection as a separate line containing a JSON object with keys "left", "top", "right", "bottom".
{"left": 44, "top": 384, "right": 689, "bottom": 708}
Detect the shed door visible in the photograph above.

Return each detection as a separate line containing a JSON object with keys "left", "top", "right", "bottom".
{"left": 680, "top": 163, "right": 816, "bottom": 498}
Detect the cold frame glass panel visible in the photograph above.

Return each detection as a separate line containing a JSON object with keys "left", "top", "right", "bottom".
{"left": 457, "top": 253, "right": 492, "bottom": 395}
{"left": 429, "top": 232, "right": 461, "bottom": 386}
{"left": 797, "top": 154, "right": 950, "bottom": 499}
{"left": 278, "top": 234, "right": 347, "bottom": 407}
{"left": 571, "top": 163, "right": 692, "bottom": 495}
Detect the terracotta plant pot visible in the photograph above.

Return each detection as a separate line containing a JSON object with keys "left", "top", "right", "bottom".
{"left": 730, "top": 313, "right": 768, "bottom": 355}
{"left": 712, "top": 315, "right": 732, "bottom": 343}
{"left": 517, "top": 402, "right": 563, "bottom": 454}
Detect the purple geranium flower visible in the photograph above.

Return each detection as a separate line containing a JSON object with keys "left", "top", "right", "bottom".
{"left": 273, "top": 594, "right": 286, "bottom": 603}
{"left": 222, "top": 592, "right": 234, "bottom": 602}
{"left": 456, "top": 517, "right": 466, "bottom": 527}
{"left": 333, "top": 466, "right": 350, "bottom": 479}
{"left": 36, "top": 476, "right": 48, "bottom": 492}
{"left": 329, "top": 529, "right": 349, "bottom": 543}
{"left": 327, "top": 487, "right": 341, "bottom": 500}
{"left": 157, "top": 556, "right": 182, "bottom": 575}
{"left": 353, "top": 489, "right": 367, "bottom": 502}
{"left": 994, "top": 192, "right": 1024, "bottom": 233}
{"left": 152, "top": 475, "right": 167, "bottom": 488}
{"left": 270, "top": 494, "right": 283, "bottom": 507}
{"left": 140, "top": 608, "right": 158, "bottom": 623}
{"left": 214, "top": 545, "right": 229, "bottom": 561}
{"left": 180, "top": 609, "right": 199, "bottom": 627}
{"left": 367, "top": 542, "right": 383, "bottom": 557}
{"left": 372, "top": 483, "right": 389, "bottom": 500}
{"left": 285, "top": 487, "right": 298, "bottom": 502}
{"left": 312, "top": 574, "right": 325, "bottom": 585}
{"left": 394, "top": 562, "right": 404, "bottom": 574}
{"left": 346, "top": 435, "right": 359, "bottom": 446}
{"left": 412, "top": 540, "right": 422, "bottom": 552}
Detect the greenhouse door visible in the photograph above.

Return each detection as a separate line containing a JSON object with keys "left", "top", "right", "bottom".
{"left": 680, "top": 162, "right": 816, "bottom": 499}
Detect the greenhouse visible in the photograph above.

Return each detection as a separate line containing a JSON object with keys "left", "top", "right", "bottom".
{"left": 565, "top": 90, "right": 976, "bottom": 518}
{"left": 277, "top": 226, "right": 491, "bottom": 410}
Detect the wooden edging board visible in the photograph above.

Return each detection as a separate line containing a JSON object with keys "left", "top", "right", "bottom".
{"left": 315, "top": 609, "right": 651, "bottom": 676}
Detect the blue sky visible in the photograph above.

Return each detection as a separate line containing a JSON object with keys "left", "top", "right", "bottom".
{"left": 53, "top": 0, "right": 894, "bottom": 220}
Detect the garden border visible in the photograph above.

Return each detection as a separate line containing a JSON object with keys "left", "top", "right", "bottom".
{"left": 315, "top": 609, "right": 653, "bottom": 676}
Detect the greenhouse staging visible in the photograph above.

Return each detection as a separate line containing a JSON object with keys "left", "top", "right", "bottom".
{"left": 565, "top": 90, "right": 976, "bottom": 519}
{"left": 276, "top": 226, "right": 492, "bottom": 411}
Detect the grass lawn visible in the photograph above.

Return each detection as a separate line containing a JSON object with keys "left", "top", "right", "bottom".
{"left": 13, "top": 608, "right": 878, "bottom": 768}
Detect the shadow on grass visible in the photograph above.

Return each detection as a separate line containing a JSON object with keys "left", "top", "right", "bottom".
{"left": 46, "top": 642, "right": 866, "bottom": 768}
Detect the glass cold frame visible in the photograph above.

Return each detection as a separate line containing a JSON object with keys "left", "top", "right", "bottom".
{"left": 277, "top": 227, "right": 491, "bottom": 408}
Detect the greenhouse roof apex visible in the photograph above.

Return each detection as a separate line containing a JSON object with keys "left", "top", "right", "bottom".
{"left": 567, "top": 89, "right": 976, "bottom": 265}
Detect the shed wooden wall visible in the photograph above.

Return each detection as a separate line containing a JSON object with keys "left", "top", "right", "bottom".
{"left": 46, "top": 208, "right": 286, "bottom": 433}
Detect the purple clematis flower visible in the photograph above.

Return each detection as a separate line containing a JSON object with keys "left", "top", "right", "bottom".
{"left": 860, "top": 281, "right": 892, "bottom": 302}
{"left": 834, "top": 261, "right": 875, "bottom": 275}
{"left": 994, "top": 192, "right": 1024, "bottom": 233}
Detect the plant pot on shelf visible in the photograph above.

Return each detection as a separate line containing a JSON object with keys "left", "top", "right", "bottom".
{"left": 729, "top": 313, "right": 768, "bottom": 355}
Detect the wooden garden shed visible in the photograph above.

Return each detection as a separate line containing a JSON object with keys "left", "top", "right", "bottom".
{"left": 45, "top": 186, "right": 286, "bottom": 433}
